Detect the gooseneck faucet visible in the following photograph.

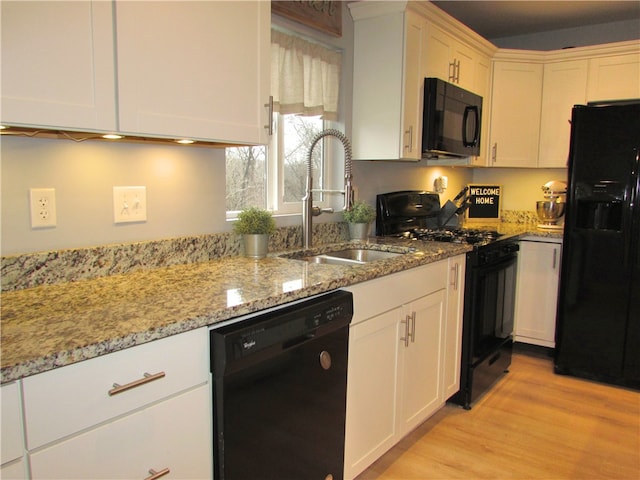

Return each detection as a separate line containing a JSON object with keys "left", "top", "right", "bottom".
{"left": 302, "top": 129, "right": 354, "bottom": 249}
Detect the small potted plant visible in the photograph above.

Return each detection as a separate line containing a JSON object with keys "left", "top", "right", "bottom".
{"left": 343, "top": 200, "right": 376, "bottom": 240}
{"left": 233, "top": 207, "right": 276, "bottom": 258}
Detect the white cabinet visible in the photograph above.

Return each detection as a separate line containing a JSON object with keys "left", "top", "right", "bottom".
{"left": 443, "top": 255, "right": 466, "bottom": 400}
{"left": 539, "top": 60, "right": 588, "bottom": 168}
{"left": 0, "top": 0, "right": 117, "bottom": 132}
{"left": 515, "top": 239, "right": 562, "bottom": 348}
{"left": 350, "top": 3, "right": 425, "bottom": 160}
{"left": 29, "top": 385, "right": 211, "bottom": 480}
{"left": 488, "top": 60, "right": 544, "bottom": 168}
{"left": 424, "top": 23, "right": 483, "bottom": 93}
{"left": 20, "top": 328, "right": 211, "bottom": 479}
{"left": 1, "top": 1, "right": 270, "bottom": 145}
{"left": 587, "top": 52, "right": 640, "bottom": 102}
{"left": 116, "top": 1, "right": 270, "bottom": 144}
{"left": 344, "top": 258, "right": 464, "bottom": 480}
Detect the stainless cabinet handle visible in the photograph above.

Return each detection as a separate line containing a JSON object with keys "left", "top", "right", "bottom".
{"left": 410, "top": 311, "right": 416, "bottom": 343}
{"left": 264, "top": 95, "right": 273, "bottom": 135}
{"left": 491, "top": 143, "right": 497, "bottom": 163}
{"left": 448, "top": 60, "right": 456, "bottom": 82}
{"left": 108, "top": 371, "right": 166, "bottom": 396}
{"left": 401, "top": 315, "right": 411, "bottom": 347}
{"left": 144, "top": 468, "right": 170, "bottom": 480}
{"left": 454, "top": 59, "right": 461, "bottom": 83}
{"left": 450, "top": 263, "right": 459, "bottom": 290}
{"left": 552, "top": 247, "right": 558, "bottom": 269}
{"left": 404, "top": 125, "right": 413, "bottom": 152}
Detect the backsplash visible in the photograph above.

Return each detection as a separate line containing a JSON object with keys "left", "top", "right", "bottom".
{"left": 2, "top": 213, "right": 536, "bottom": 292}
{"left": 1, "top": 223, "right": 348, "bottom": 292}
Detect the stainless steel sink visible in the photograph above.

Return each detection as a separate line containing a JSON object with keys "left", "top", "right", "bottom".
{"left": 300, "top": 248, "right": 405, "bottom": 265}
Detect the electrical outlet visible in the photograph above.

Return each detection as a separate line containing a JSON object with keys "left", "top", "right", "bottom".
{"left": 113, "top": 186, "right": 147, "bottom": 224}
{"left": 29, "top": 188, "right": 57, "bottom": 228}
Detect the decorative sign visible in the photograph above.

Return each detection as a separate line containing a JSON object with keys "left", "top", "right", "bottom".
{"left": 466, "top": 184, "right": 502, "bottom": 222}
{"left": 272, "top": 1, "right": 342, "bottom": 37}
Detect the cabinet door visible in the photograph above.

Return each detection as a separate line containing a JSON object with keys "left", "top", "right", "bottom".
{"left": 398, "top": 289, "right": 446, "bottom": 436}
{"left": 443, "top": 256, "right": 466, "bottom": 400}
{"left": 587, "top": 53, "right": 640, "bottom": 102}
{"left": 489, "top": 61, "right": 543, "bottom": 167}
{"left": 514, "top": 241, "right": 562, "bottom": 347}
{"left": 539, "top": 60, "right": 588, "bottom": 168}
{"left": 471, "top": 54, "right": 492, "bottom": 167}
{"left": 0, "top": 1, "right": 116, "bottom": 131}
{"left": 116, "top": 1, "right": 269, "bottom": 144}
{"left": 424, "top": 23, "right": 455, "bottom": 82}
{"left": 402, "top": 11, "right": 425, "bottom": 160}
{"left": 345, "top": 308, "right": 402, "bottom": 480}
{"left": 29, "top": 385, "right": 211, "bottom": 480}
{"left": 1, "top": 382, "right": 24, "bottom": 465}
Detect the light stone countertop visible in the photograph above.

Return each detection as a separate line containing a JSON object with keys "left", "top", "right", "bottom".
{"left": 0, "top": 225, "right": 561, "bottom": 384}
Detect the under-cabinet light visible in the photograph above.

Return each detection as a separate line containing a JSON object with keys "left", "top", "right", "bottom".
{"left": 175, "top": 139, "right": 195, "bottom": 144}
{"left": 102, "top": 134, "right": 124, "bottom": 140}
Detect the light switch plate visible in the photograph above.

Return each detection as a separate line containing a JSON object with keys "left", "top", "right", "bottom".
{"left": 113, "top": 186, "right": 147, "bottom": 224}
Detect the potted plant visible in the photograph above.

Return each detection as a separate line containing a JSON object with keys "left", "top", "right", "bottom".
{"left": 343, "top": 200, "right": 376, "bottom": 240}
{"left": 233, "top": 207, "right": 276, "bottom": 258}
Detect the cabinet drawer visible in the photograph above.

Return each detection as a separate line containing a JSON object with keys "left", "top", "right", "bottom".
{"left": 29, "top": 385, "right": 212, "bottom": 479}
{"left": 345, "top": 261, "right": 447, "bottom": 325}
{"left": 23, "top": 328, "right": 208, "bottom": 449}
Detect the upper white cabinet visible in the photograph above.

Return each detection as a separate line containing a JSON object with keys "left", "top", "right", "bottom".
{"left": 349, "top": 1, "right": 495, "bottom": 162}
{"left": 587, "top": 52, "right": 640, "bottom": 102}
{"left": 486, "top": 41, "right": 639, "bottom": 168}
{"left": 0, "top": 1, "right": 117, "bottom": 132}
{"left": 538, "top": 60, "right": 588, "bottom": 168}
{"left": 488, "top": 58, "right": 544, "bottom": 168}
{"left": 350, "top": 3, "right": 425, "bottom": 161}
{"left": 116, "top": 1, "right": 270, "bottom": 144}
{"left": 1, "top": 1, "right": 270, "bottom": 145}
{"left": 424, "top": 23, "right": 484, "bottom": 93}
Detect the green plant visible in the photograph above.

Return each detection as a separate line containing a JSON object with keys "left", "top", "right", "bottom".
{"left": 343, "top": 201, "right": 376, "bottom": 224}
{"left": 233, "top": 207, "right": 276, "bottom": 235}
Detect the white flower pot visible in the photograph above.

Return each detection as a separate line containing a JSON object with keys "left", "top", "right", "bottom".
{"left": 243, "top": 234, "right": 269, "bottom": 258}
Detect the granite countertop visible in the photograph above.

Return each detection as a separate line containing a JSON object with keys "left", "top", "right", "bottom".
{"left": 0, "top": 224, "right": 561, "bottom": 384}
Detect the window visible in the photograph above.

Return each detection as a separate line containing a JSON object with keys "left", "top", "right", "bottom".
{"left": 226, "top": 27, "right": 341, "bottom": 216}
{"left": 226, "top": 114, "right": 325, "bottom": 214}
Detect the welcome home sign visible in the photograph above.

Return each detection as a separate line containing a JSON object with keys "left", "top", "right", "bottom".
{"left": 466, "top": 184, "right": 502, "bottom": 222}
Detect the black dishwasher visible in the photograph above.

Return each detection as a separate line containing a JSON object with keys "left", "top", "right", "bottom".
{"left": 210, "top": 290, "right": 354, "bottom": 480}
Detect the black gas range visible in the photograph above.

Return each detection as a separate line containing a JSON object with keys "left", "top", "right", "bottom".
{"left": 376, "top": 191, "right": 518, "bottom": 409}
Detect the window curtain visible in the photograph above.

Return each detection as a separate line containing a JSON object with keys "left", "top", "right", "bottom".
{"left": 271, "top": 29, "right": 342, "bottom": 121}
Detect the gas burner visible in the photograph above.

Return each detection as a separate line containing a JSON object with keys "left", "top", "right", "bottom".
{"left": 402, "top": 227, "right": 502, "bottom": 246}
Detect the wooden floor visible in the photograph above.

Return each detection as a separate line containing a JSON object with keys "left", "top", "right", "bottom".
{"left": 357, "top": 351, "right": 640, "bottom": 479}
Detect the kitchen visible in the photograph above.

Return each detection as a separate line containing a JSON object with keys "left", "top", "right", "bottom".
{"left": 1, "top": 1, "right": 639, "bottom": 479}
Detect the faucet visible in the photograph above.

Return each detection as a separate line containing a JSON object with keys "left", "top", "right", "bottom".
{"left": 302, "top": 129, "right": 354, "bottom": 249}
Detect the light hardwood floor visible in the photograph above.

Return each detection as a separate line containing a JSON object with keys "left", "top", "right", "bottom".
{"left": 357, "top": 351, "right": 640, "bottom": 479}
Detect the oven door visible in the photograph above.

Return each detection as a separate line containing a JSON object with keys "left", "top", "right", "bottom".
{"left": 470, "top": 252, "right": 518, "bottom": 363}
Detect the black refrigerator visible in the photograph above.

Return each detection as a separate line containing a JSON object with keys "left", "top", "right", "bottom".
{"left": 555, "top": 101, "right": 640, "bottom": 390}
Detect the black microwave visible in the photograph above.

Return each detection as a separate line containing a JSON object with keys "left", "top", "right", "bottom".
{"left": 422, "top": 77, "right": 482, "bottom": 159}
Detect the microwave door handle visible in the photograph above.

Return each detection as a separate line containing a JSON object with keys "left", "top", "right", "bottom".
{"left": 462, "top": 105, "right": 480, "bottom": 147}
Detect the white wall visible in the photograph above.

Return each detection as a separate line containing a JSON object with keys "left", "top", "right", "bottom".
{"left": 1, "top": 137, "right": 227, "bottom": 254}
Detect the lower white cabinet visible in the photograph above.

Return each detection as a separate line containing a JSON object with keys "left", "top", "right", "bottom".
{"left": 442, "top": 255, "right": 466, "bottom": 400}
{"left": 515, "top": 238, "right": 562, "bottom": 347}
{"left": 29, "top": 385, "right": 211, "bottom": 479}
{"left": 343, "top": 257, "right": 464, "bottom": 480}
{"left": 15, "top": 327, "right": 211, "bottom": 480}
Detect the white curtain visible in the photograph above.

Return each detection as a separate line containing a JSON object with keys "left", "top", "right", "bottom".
{"left": 271, "top": 29, "right": 342, "bottom": 121}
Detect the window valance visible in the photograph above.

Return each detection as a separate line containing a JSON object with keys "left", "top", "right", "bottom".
{"left": 271, "top": 29, "right": 342, "bottom": 120}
